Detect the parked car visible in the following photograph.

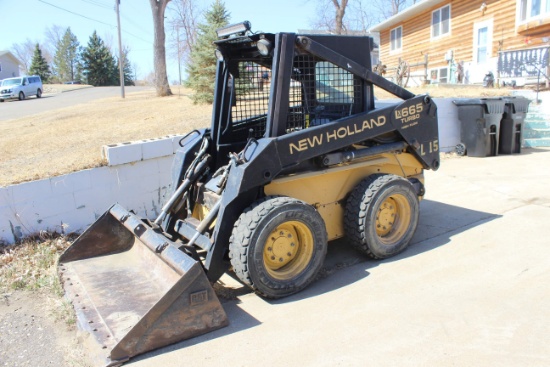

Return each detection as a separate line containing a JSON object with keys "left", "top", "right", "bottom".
{"left": 0, "top": 76, "right": 43, "bottom": 102}
{"left": 63, "top": 80, "right": 81, "bottom": 85}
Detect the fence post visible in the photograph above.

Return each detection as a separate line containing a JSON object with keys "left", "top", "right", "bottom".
{"left": 424, "top": 54, "right": 429, "bottom": 85}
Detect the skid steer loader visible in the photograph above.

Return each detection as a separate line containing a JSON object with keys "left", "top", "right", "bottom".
{"left": 58, "top": 21, "right": 439, "bottom": 366}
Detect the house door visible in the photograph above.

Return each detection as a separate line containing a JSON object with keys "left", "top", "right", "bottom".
{"left": 473, "top": 20, "right": 493, "bottom": 82}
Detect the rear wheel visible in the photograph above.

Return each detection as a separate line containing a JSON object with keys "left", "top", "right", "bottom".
{"left": 345, "top": 174, "right": 419, "bottom": 259}
{"left": 18, "top": 92, "right": 25, "bottom": 101}
{"left": 229, "top": 196, "right": 327, "bottom": 298}
{"left": 37, "top": 89, "right": 42, "bottom": 98}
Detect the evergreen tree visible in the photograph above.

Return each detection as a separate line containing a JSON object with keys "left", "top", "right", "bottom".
{"left": 53, "top": 28, "right": 81, "bottom": 82}
{"left": 120, "top": 47, "right": 135, "bottom": 86}
{"left": 29, "top": 43, "right": 51, "bottom": 82}
{"left": 81, "top": 31, "right": 118, "bottom": 86}
{"left": 185, "top": 0, "right": 230, "bottom": 104}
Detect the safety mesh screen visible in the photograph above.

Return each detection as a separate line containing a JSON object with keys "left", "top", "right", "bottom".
{"left": 287, "top": 55, "right": 361, "bottom": 133}
{"left": 231, "top": 62, "right": 270, "bottom": 139}
{"left": 230, "top": 56, "right": 362, "bottom": 138}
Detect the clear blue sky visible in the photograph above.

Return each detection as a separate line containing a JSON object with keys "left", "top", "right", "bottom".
{"left": 0, "top": 0, "right": 317, "bottom": 81}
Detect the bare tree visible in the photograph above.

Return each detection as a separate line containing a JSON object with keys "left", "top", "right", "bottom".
{"left": 11, "top": 39, "right": 36, "bottom": 74}
{"left": 375, "top": 0, "right": 414, "bottom": 20}
{"left": 44, "top": 24, "right": 65, "bottom": 63}
{"left": 348, "top": 0, "right": 374, "bottom": 33}
{"left": 169, "top": 0, "right": 200, "bottom": 64}
{"left": 310, "top": 0, "right": 414, "bottom": 33}
{"left": 332, "top": 0, "right": 348, "bottom": 35}
{"left": 149, "top": 0, "right": 172, "bottom": 96}
{"left": 310, "top": 0, "right": 348, "bottom": 34}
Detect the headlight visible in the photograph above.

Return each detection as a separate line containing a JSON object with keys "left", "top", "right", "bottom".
{"left": 257, "top": 39, "right": 272, "bottom": 56}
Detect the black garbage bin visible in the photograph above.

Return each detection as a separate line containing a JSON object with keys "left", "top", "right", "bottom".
{"left": 453, "top": 98, "right": 506, "bottom": 157}
{"left": 499, "top": 96, "right": 531, "bottom": 154}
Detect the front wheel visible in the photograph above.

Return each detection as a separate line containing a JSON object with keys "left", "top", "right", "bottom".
{"left": 37, "top": 89, "right": 42, "bottom": 98}
{"left": 229, "top": 196, "right": 328, "bottom": 298}
{"left": 345, "top": 174, "right": 419, "bottom": 259}
{"left": 18, "top": 92, "right": 25, "bottom": 101}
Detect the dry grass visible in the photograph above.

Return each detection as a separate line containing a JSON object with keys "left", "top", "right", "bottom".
{"left": 0, "top": 84, "right": 517, "bottom": 187}
{"left": 0, "top": 234, "right": 72, "bottom": 293}
{"left": 0, "top": 87, "right": 212, "bottom": 187}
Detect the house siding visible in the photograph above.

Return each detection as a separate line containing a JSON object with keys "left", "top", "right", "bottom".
{"left": 378, "top": 0, "right": 549, "bottom": 84}
{"left": 0, "top": 52, "right": 20, "bottom": 80}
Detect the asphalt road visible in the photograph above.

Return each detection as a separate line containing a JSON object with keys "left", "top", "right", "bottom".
{"left": 0, "top": 86, "right": 153, "bottom": 121}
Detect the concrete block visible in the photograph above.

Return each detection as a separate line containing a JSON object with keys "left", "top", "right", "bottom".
{"left": 102, "top": 142, "right": 142, "bottom": 166}
{"left": 109, "top": 159, "right": 160, "bottom": 182}
{"left": 0, "top": 208, "right": 20, "bottom": 243}
{"left": 31, "top": 193, "right": 76, "bottom": 219}
{"left": 50, "top": 170, "right": 92, "bottom": 195}
{"left": 141, "top": 138, "right": 174, "bottom": 160}
{"left": 73, "top": 185, "right": 117, "bottom": 215}
{"left": 0, "top": 187, "right": 14, "bottom": 209}
{"left": 37, "top": 209, "right": 96, "bottom": 235}
{"left": 9, "top": 178, "right": 53, "bottom": 204}
{"left": 158, "top": 155, "right": 175, "bottom": 179}
{"left": 171, "top": 134, "right": 186, "bottom": 153}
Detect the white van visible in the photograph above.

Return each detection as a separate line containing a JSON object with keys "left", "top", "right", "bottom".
{"left": 0, "top": 75, "right": 43, "bottom": 102}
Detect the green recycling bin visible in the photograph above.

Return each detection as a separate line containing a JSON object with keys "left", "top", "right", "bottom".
{"left": 499, "top": 96, "right": 531, "bottom": 154}
{"left": 453, "top": 98, "right": 506, "bottom": 157}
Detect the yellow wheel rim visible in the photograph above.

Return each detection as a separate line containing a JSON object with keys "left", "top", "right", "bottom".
{"left": 375, "top": 194, "right": 411, "bottom": 245}
{"left": 263, "top": 221, "right": 314, "bottom": 280}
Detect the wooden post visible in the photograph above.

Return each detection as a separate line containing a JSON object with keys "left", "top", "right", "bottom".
{"left": 424, "top": 54, "right": 429, "bottom": 85}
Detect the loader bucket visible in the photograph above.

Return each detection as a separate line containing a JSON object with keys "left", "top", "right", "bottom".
{"left": 58, "top": 204, "right": 228, "bottom": 366}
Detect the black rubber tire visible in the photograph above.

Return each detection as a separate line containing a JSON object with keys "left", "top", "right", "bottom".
{"left": 229, "top": 196, "right": 328, "bottom": 298}
{"left": 18, "top": 92, "right": 25, "bottom": 101}
{"left": 37, "top": 89, "right": 42, "bottom": 98}
{"left": 345, "top": 174, "right": 419, "bottom": 259}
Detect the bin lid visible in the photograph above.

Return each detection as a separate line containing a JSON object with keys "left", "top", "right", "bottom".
{"left": 453, "top": 98, "right": 505, "bottom": 114}
{"left": 502, "top": 96, "right": 531, "bottom": 112}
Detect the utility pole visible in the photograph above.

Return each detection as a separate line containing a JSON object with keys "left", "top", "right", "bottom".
{"left": 115, "top": 0, "right": 125, "bottom": 98}
{"left": 177, "top": 26, "right": 182, "bottom": 97}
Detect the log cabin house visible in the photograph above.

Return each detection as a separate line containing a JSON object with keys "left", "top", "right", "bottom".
{"left": 369, "top": 0, "right": 550, "bottom": 87}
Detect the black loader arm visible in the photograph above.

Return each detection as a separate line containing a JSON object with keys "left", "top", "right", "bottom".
{"left": 276, "top": 95, "right": 440, "bottom": 171}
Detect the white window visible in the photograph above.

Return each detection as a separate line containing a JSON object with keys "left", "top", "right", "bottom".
{"left": 519, "top": 0, "right": 550, "bottom": 21}
{"left": 390, "top": 26, "right": 402, "bottom": 52}
{"left": 430, "top": 68, "right": 448, "bottom": 83}
{"left": 432, "top": 5, "right": 450, "bottom": 38}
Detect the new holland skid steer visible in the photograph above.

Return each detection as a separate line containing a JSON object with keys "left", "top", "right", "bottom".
{"left": 58, "top": 22, "right": 439, "bottom": 365}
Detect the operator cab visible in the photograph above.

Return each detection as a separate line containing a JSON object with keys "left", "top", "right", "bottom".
{"left": 211, "top": 21, "right": 375, "bottom": 159}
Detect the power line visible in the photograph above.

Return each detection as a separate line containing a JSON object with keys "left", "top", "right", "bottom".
{"left": 38, "top": 0, "right": 115, "bottom": 28}
{"left": 38, "top": 0, "right": 153, "bottom": 45}
{"left": 81, "top": 0, "right": 112, "bottom": 10}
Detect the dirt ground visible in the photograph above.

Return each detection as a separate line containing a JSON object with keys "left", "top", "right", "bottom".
{"left": 0, "top": 291, "right": 93, "bottom": 367}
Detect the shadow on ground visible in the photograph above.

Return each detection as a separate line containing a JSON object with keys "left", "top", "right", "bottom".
{"left": 129, "top": 199, "right": 500, "bottom": 365}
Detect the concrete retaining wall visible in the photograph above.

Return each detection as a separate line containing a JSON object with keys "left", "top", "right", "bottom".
{"left": 0, "top": 100, "right": 462, "bottom": 244}
{"left": 0, "top": 135, "right": 185, "bottom": 244}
